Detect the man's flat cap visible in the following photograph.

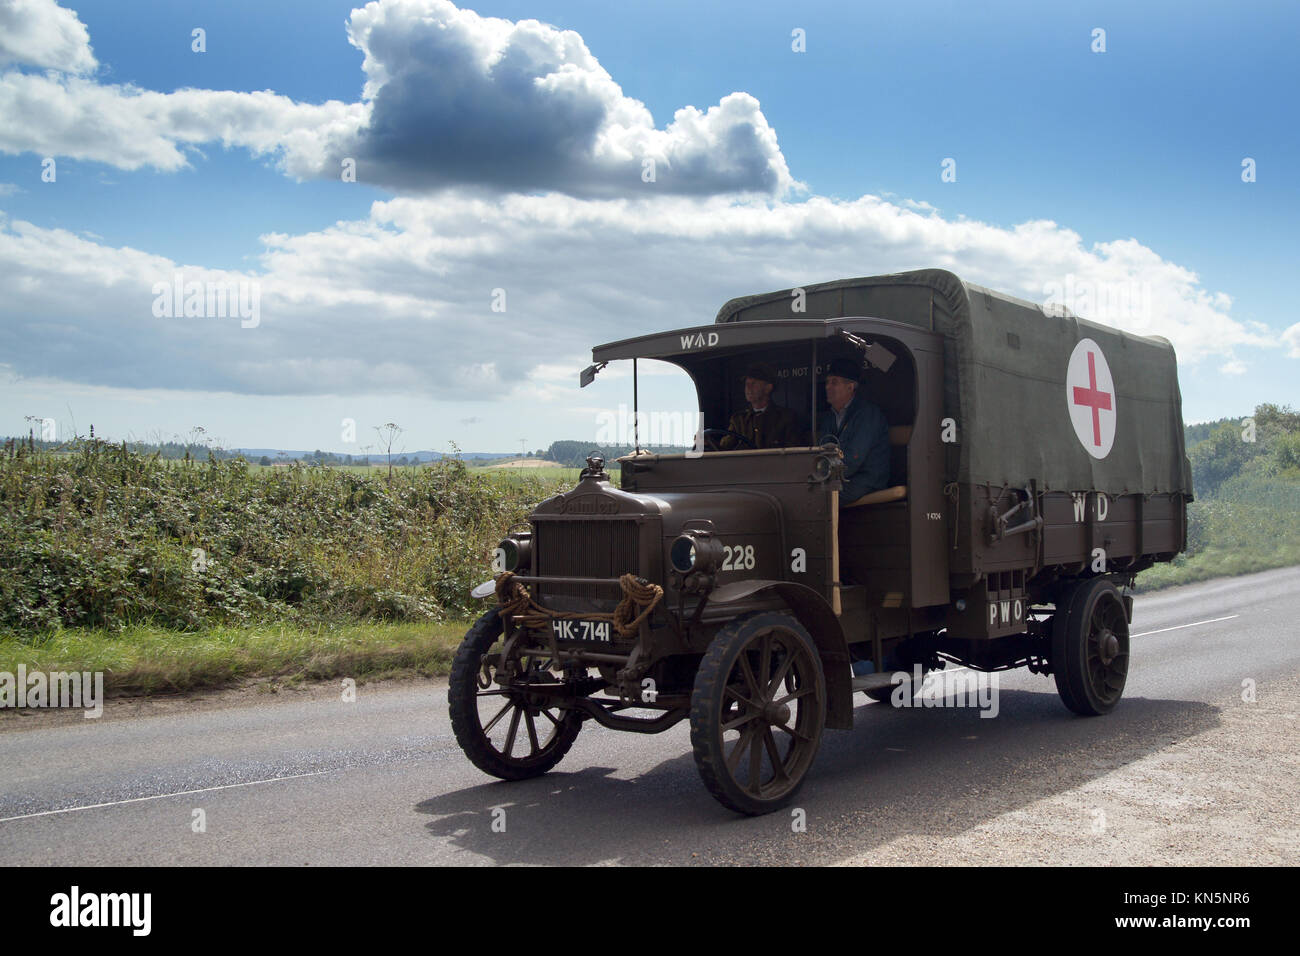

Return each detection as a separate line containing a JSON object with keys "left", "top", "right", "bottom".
{"left": 824, "top": 357, "right": 862, "bottom": 382}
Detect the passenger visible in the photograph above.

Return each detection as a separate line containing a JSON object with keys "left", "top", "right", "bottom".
{"left": 722, "top": 363, "right": 803, "bottom": 449}
{"left": 822, "top": 358, "right": 890, "bottom": 502}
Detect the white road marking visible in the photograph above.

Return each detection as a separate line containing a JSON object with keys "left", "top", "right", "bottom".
{"left": 1131, "top": 614, "right": 1240, "bottom": 638}
{"left": 0, "top": 770, "right": 332, "bottom": 824}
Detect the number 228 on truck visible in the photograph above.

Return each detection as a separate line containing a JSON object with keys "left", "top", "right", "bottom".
{"left": 448, "top": 268, "right": 1193, "bottom": 815}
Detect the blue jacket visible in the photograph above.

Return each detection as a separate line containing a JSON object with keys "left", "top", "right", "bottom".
{"left": 824, "top": 397, "right": 890, "bottom": 502}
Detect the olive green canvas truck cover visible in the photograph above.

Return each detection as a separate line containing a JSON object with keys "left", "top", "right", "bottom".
{"left": 715, "top": 268, "right": 1193, "bottom": 499}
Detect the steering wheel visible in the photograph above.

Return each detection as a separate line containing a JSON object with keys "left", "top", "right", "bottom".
{"left": 702, "top": 428, "right": 756, "bottom": 452}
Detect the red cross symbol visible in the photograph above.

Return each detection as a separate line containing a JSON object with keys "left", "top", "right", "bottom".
{"left": 1072, "top": 351, "right": 1112, "bottom": 447}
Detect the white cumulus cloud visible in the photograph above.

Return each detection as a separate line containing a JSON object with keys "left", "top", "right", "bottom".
{"left": 338, "top": 0, "right": 793, "bottom": 195}
{"left": 0, "top": 72, "right": 367, "bottom": 174}
{"left": 0, "top": 194, "right": 1279, "bottom": 403}
{"left": 0, "top": 0, "right": 794, "bottom": 197}
{"left": 0, "top": 0, "right": 95, "bottom": 73}
{"left": 1281, "top": 322, "right": 1300, "bottom": 359}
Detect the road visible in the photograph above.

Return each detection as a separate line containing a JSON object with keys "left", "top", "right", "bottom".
{"left": 2, "top": 567, "right": 1297, "bottom": 865}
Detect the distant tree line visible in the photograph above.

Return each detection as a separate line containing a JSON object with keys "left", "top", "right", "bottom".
{"left": 0, "top": 435, "right": 390, "bottom": 468}
{"left": 1187, "top": 403, "right": 1300, "bottom": 497}
{"left": 1129, "top": 401, "right": 1300, "bottom": 592}
{"left": 2, "top": 434, "right": 246, "bottom": 462}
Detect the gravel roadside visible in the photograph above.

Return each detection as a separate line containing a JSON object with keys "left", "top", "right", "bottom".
{"left": 836, "top": 672, "right": 1300, "bottom": 866}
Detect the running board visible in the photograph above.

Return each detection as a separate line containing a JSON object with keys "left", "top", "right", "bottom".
{"left": 850, "top": 673, "right": 900, "bottom": 692}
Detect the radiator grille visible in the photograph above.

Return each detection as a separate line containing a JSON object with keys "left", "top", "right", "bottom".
{"left": 535, "top": 519, "right": 639, "bottom": 601}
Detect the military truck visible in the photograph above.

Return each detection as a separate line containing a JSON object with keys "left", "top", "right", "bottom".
{"left": 448, "top": 268, "right": 1193, "bottom": 815}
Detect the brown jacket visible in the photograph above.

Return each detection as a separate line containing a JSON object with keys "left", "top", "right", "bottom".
{"left": 725, "top": 402, "right": 804, "bottom": 449}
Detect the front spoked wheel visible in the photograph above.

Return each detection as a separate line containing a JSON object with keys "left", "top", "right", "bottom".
{"left": 448, "top": 609, "right": 583, "bottom": 780}
{"left": 690, "top": 612, "right": 826, "bottom": 815}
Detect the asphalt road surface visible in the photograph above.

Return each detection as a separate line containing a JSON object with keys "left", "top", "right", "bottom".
{"left": 2, "top": 567, "right": 1297, "bottom": 866}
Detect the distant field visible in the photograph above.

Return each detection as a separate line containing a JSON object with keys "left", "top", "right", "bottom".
{"left": 23, "top": 449, "right": 606, "bottom": 484}
{"left": 468, "top": 464, "right": 595, "bottom": 484}
{"left": 244, "top": 461, "right": 607, "bottom": 484}
{"left": 482, "top": 457, "right": 561, "bottom": 468}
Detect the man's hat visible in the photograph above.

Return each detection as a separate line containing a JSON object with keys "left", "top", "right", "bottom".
{"left": 743, "top": 362, "right": 777, "bottom": 385}
{"left": 824, "top": 357, "right": 862, "bottom": 383}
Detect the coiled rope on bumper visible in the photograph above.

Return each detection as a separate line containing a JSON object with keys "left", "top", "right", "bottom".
{"left": 495, "top": 571, "right": 664, "bottom": 639}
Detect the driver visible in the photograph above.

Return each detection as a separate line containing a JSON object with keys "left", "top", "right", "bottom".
{"left": 722, "top": 363, "right": 803, "bottom": 449}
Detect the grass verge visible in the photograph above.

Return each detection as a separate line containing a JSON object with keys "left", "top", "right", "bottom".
{"left": 0, "top": 618, "right": 478, "bottom": 697}
{"left": 1131, "top": 551, "right": 1300, "bottom": 592}
{"left": 4, "top": 554, "right": 1296, "bottom": 700}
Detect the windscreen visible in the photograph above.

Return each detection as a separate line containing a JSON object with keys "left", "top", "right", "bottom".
{"left": 579, "top": 358, "right": 700, "bottom": 454}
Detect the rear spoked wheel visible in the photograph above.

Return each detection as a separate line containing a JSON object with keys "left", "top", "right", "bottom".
{"left": 448, "top": 609, "right": 582, "bottom": 780}
{"left": 1052, "top": 578, "right": 1130, "bottom": 716}
{"left": 690, "top": 612, "right": 826, "bottom": 815}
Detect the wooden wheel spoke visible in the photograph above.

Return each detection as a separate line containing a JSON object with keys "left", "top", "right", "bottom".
{"left": 725, "top": 683, "right": 759, "bottom": 709}
{"left": 503, "top": 704, "right": 523, "bottom": 757}
{"left": 748, "top": 724, "right": 763, "bottom": 791}
{"left": 727, "top": 725, "right": 756, "bottom": 774}
{"left": 758, "top": 634, "right": 773, "bottom": 694}
{"left": 482, "top": 699, "right": 513, "bottom": 734}
{"left": 538, "top": 707, "right": 561, "bottom": 728}
{"left": 774, "top": 720, "right": 810, "bottom": 742}
{"left": 722, "top": 709, "right": 756, "bottom": 732}
{"left": 774, "top": 685, "right": 815, "bottom": 706}
{"left": 525, "top": 708, "right": 541, "bottom": 754}
{"left": 762, "top": 727, "right": 789, "bottom": 782}
{"left": 766, "top": 653, "right": 794, "bottom": 698}
{"left": 737, "top": 654, "right": 761, "bottom": 699}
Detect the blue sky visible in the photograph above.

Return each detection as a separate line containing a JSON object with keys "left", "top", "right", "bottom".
{"left": 1, "top": 0, "right": 1296, "bottom": 454}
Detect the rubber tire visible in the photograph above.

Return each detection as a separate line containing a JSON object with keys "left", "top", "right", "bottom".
{"left": 690, "top": 611, "right": 826, "bottom": 815}
{"left": 448, "top": 608, "right": 582, "bottom": 780}
{"left": 1052, "top": 578, "right": 1130, "bottom": 716}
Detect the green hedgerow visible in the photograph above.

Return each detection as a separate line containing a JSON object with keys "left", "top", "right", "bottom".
{"left": 0, "top": 439, "right": 563, "bottom": 635}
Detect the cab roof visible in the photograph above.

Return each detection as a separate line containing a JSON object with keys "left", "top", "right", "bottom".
{"left": 591, "top": 316, "right": 927, "bottom": 364}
